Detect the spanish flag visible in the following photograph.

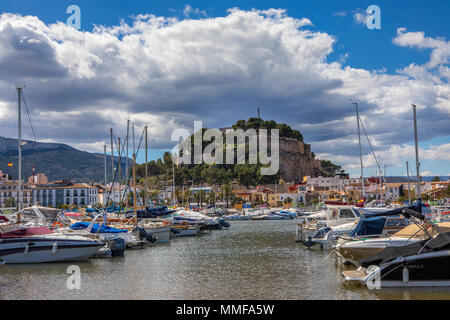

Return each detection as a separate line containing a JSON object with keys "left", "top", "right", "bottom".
{"left": 7, "top": 163, "right": 13, "bottom": 167}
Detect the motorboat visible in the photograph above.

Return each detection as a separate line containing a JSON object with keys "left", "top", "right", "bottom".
{"left": 138, "top": 220, "right": 171, "bottom": 243}
{"left": 126, "top": 206, "right": 177, "bottom": 219}
{"left": 170, "top": 222, "right": 199, "bottom": 237}
{"left": 172, "top": 210, "right": 222, "bottom": 230}
{"left": 343, "top": 208, "right": 450, "bottom": 287}
{"left": 311, "top": 214, "right": 410, "bottom": 250}
{"left": 0, "top": 226, "right": 103, "bottom": 264}
{"left": 223, "top": 214, "right": 251, "bottom": 221}
{"left": 265, "top": 212, "right": 292, "bottom": 220}
{"left": 336, "top": 221, "right": 450, "bottom": 266}
{"left": 296, "top": 205, "right": 362, "bottom": 244}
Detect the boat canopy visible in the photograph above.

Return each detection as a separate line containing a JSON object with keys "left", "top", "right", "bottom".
{"left": 70, "top": 222, "right": 127, "bottom": 233}
{"left": 393, "top": 222, "right": 450, "bottom": 238}
{"left": 349, "top": 216, "right": 387, "bottom": 237}
{"left": 360, "top": 206, "right": 417, "bottom": 218}
{"left": 0, "top": 226, "right": 52, "bottom": 239}
{"left": 12, "top": 206, "right": 70, "bottom": 225}
{"left": 360, "top": 231, "right": 450, "bottom": 268}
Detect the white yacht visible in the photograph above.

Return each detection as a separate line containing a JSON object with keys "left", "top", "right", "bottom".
{"left": 0, "top": 226, "right": 103, "bottom": 264}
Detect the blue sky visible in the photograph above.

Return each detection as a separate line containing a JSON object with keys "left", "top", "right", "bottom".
{"left": 2, "top": 0, "right": 447, "bottom": 72}
{"left": 0, "top": 0, "right": 448, "bottom": 178}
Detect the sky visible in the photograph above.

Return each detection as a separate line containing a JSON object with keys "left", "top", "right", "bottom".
{"left": 0, "top": 0, "right": 448, "bottom": 178}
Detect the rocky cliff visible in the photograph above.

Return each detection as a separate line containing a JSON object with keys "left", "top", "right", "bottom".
{"left": 278, "top": 137, "right": 322, "bottom": 182}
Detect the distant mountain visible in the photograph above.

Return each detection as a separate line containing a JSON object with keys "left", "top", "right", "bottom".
{"left": 384, "top": 176, "right": 449, "bottom": 183}
{"left": 0, "top": 136, "right": 131, "bottom": 183}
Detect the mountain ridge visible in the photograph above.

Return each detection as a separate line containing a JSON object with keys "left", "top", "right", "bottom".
{"left": 0, "top": 136, "right": 131, "bottom": 182}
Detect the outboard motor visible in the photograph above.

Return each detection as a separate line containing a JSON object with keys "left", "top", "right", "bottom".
{"left": 132, "top": 227, "right": 148, "bottom": 240}
{"left": 109, "top": 237, "right": 125, "bottom": 257}
{"left": 146, "top": 234, "right": 158, "bottom": 243}
{"left": 217, "top": 218, "right": 230, "bottom": 228}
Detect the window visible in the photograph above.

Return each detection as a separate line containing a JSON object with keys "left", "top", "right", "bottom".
{"left": 339, "top": 209, "right": 356, "bottom": 219}
{"left": 386, "top": 218, "right": 409, "bottom": 227}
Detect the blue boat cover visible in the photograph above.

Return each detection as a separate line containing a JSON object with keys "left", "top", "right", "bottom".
{"left": 349, "top": 216, "right": 387, "bottom": 237}
{"left": 70, "top": 221, "right": 128, "bottom": 233}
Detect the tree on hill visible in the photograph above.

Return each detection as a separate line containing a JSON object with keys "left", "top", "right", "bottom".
{"left": 320, "top": 160, "right": 345, "bottom": 177}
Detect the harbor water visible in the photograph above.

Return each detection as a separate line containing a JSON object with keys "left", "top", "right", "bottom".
{"left": 2, "top": 220, "right": 450, "bottom": 300}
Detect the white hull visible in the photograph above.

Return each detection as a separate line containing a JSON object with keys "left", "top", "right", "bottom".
{"left": 145, "top": 226, "right": 171, "bottom": 243}
{"left": 0, "top": 236, "right": 101, "bottom": 264}
{"left": 223, "top": 215, "right": 250, "bottom": 221}
{"left": 171, "top": 228, "right": 198, "bottom": 237}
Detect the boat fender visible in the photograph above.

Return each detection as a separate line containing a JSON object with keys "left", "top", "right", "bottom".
{"left": 24, "top": 243, "right": 29, "bottom": 255}
{"left": 52, "top": 242, "right": 58, "bottom": 255}
{"left": 402, "top": 267, "right": 409, "bottom": 282}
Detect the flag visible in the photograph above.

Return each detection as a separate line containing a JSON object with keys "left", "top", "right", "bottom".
{"left": 7, "top": 163, "right": 13, "bottom": 167}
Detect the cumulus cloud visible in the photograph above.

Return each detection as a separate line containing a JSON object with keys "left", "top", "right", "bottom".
{"left": 353, "top": 9, "right": 368, "bottom": 26}
{"left": 0, "top": 9, "right": 448, "bottom": 176}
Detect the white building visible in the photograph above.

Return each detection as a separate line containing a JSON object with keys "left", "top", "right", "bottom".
{"left": 303, "top": 176, "right": 347, "bottom": 191}
{"left": 32, "top": 183, "right": 99, "bottom": 207}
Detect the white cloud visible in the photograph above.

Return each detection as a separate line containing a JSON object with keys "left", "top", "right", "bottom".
{"left": 183, "top": 4, "right": 207, "bottom": 18}
{"left": 394, "top": 28, "right": 450, "bottom": 68}
{"left": 333, "top": 11, "right": 347, "bottom": 17}
{"left": 0, "top": 9, "right": 448, "bottom": 176}
{"left": 353, "top": 9, "right": 368, "bottom": 26}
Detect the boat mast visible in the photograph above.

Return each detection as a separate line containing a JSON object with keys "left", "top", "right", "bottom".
{"left": 17, "top": 86, "right": 23, "bottom": 216}
{"left": 412, "top": 104, "right": 421, "bottom": 211}
{"left": 133, "top": 152, "right": 137, "bottom": 225}
{"left": 353, "top": 102, "right": 365, "bottom": 202}
{"left": 118, "top": 137, "right": 121, "bottom": 203}
{"left": 145, "top": 125, "right": 148, "bottom": 208}
{"left": 172, "top": 152, "right": 175, "bottom": 206}
{"left": 104, "top": 144, "right": 107, "bottom": 189}
{"left": 126, "top": 119, "right": 129, "bottom": 186}
{"left": 406, "top": 161, "right": 412, "bottom": 206}
{"left": 110, "top": 128, "right": 114, "bottom": 204}
{"left": 132, "top": 123, "right": 137, "bottom": 223}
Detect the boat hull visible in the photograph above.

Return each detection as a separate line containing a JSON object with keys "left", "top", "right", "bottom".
{"left": 171, "top": 228, "right": 198, "bottom": 237}
{"left": 0, "top": 237, "right": 101, "bottom": 264}
{"left": 344, "top": 250, "right": 450, "bottom": 287}
{"left": 145, "top": 226, "right": 171, "bottom": 243}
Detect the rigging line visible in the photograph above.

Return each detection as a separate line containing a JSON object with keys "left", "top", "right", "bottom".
{"left": 112, "top": 133, "right": 129, "bottom": 187}
{"left": 358, "top": 116, "right": 387, "bottom": 184}
{"left": 20, "top": 89, "right": 47, "bottom": 181}
{"left": 20, "top": 91, "right": 38, "bottom": 143}
{"left": 118, "top": 128, "right": 145, "bottom": 207}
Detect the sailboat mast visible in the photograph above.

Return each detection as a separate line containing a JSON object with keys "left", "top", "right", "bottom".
{"left": 406, "top": 161, "right": 412, "bottom": 206}
{"left": 133, "top": 153, "right": 137, "bottom": 224}
{"left": 353, "top": 102, "right": 365, "bottom": 201}
{"left": 412, "top": 104, "right": 421, "bottom": 211}
{"left": 104, "top": 144, "right": 107, "bottom": 185}
{"left": 145, "top": 125, "right": 148, "bottom": 207}
{"left": 126, "top": 119, "right": 129, "bottom": 184}
{"left": 118, "top": 137, "right": 121, "bottom": 193}
{"left": 110, "top": 128, "right": 114, "bottom": 206}
{"left": 172, "top": 154, "right": 175, "bottom": 206}
{"left": 17, "top": 86, "right": 23, "bottom": 215}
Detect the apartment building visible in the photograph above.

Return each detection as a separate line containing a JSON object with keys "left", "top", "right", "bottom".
{"left": 32, "top": 181, "right": 99, "bottom": 207}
